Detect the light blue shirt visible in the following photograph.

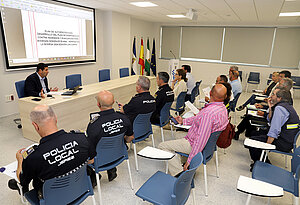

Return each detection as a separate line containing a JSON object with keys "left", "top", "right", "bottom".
{"left": 36, "top": 72, "right": 47, "bottom": 96}
{"left": 230, "top": 79, "right": 242, "bottom": 98}
{"left": 267, "top": 105, "right": 290, "bottom": 139}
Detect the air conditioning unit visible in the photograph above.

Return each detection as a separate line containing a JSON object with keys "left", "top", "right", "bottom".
{"left": 186, "top": 9, "right": 198, "bottom": 20}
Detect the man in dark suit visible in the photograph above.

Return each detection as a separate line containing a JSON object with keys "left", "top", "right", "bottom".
{"left": 24, "top": 63, "right": 50, "bottom": 98}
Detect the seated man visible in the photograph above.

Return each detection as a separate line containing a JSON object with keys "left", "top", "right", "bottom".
{"left": 8, "top": 105, "right": 94, "bottom": 196}
{"left": 86, "top": 90, "right": 134, "bottom": 181}
{"left": 24, "top": 63, "right": 51, "bottom": 98}
{"left": 182, "top": 65, "right": 195, "bottom": 102}
{"left": 150, "top": 72, "right": 174, "bottom": 124}
{"left": 120, "top": 76, "right": 156, "bottom": 124}
{"left": 158, "top": 84, "right": 229, "bottom": 176}
{"left": 247, "top": 87, "right": 299, "bottom": 171}
{"left": 236, "top": 72, "right": 279, "bottom": 111}
{"left": 229, "top": 69, "right": 242, "bottom": 98}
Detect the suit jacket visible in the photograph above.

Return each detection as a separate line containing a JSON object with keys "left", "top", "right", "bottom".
{"left": 24, "top": 73, "right": 50, "bottom": 97}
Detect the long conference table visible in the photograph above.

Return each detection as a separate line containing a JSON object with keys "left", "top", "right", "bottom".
{"left": 18, "top": 75, "right": 157, "bottom": 142}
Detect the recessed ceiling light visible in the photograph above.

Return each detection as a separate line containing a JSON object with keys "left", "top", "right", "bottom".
{"left": 130, "top": 2, "right": 158, "bottom": 7}
{"left": 167, "top": 14, "right": 186, "bottom": 18}
{"left": 279, "top": 12, "right": 300, "bottom": 16}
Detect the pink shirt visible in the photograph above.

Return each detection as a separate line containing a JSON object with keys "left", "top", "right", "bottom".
{"left": 183, "top": 102, "right": 228, "bottom": 163}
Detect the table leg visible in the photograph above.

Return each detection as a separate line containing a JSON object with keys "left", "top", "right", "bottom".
{"left": 246, "top": 194, "right": 251, "bottom": 205}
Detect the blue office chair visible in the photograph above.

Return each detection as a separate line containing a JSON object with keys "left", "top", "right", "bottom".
{"left": 14, "top": 80, "right": 26, "bottom": 128}
{"left": 135, "top": 152, "right": 203, "bottom": 205}
{"left": 152, "top": 102, "right": 172, "bottom": 142}
{"left": 66, "top": 74, "right": 82, "bottom": 89}
{"left": 89, "top": 132, "right": 133, "bottom": 205}
{"left": 25, "top": 164, "right": 96, "bottom": 205}
{"left": 132, "top": 112, "right": 154, "bottom": 171}
{"left": 246, "top": 72, "right": 260, "bottom": 92}
{"left": 238, "top": 71, "right": 243, "bottom": 82}
{"left": 120, "top": 67, "right": 129, "bottom": 78}
{"left": 190, "top": 81, "right": 202, "bottom": 103}
{"left": 267, "top": 73, "right": 273, "bottom": 85}
{"left": 252, "top": 146, "right": 300, "bottom": 205}
{"left": 270, "top": 129, "right": 300, "bottom": 168}
{"left": 171, "top": 91, "right": 187, "bottom": 114}
{"left": 230, "top": 92, "right": 241, "bottom": 124}
{"left": 292, "top": 76, "right": 300, "bottom": 90}
{"left": 176, "top": 131, "right": 222, "bottom": 196}
{"left": 99, "top": 69, "right": 111, "bottom": 82}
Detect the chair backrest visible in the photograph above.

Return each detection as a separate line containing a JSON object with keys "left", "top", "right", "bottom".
{"left": 247, "top": 72, "right": 260, "bottom": 83}
{"left": 159, "top": 102, "right": 172, "bottom": 127}
{"left": 99, "top": 69, "right": 110, "bottom": 82}
{"left": 267, "top": 73, "right": 273, "bottom": 85}
{"left": 202, "top": 131, "right": 222, "bottom": 164}
{"left": 172, "top": 152, "right": 203, "bottom": 205}
{"left": 238, "top": 71, "right": 243, "bottom": 82}
{"left": 41, "top": 164, "right": 94, "bottom": 205}
{"left": 94, "top": 133, "right": 127, "bottom": 172}
{"left": 175, "top": 91, "right": 187, "bottom": 111}
{"left": 132, "top": 112, "right": 153, "bottom": 143}
{"left": 66, "top": 74, "right": 82, "bottom": 89}
{"left": 293, "top": 76, "right": 300, "bottom": 87}
{"left": 15, "top": 80, "right": 25, "bottom": 98}
{"left": 120, "top": 67, "right": 129, "bottom": 78}
{"left": 230, "top": 92, "right": 241, "bottom": 112}
{"left": 190, "top": 81, "right": 202, "bottom": 103}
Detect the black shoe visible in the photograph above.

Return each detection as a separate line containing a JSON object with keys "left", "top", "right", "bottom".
{"left": 8, "top": 179, "right": 20, "bottom": 194}
{"left": 107, "top": 168, "right": 117, "bottom": 182}
{"left": 236, "top": 105, "right": 245, "bottom": 111}
{"left": 250, "top": 163, "right": 254, "bottom": 172}
{"left": 234, "top": 132, "right": 240, "bottom": 140}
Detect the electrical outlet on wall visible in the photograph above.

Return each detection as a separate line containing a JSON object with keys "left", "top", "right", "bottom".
{"left": 5, "top": 94, "right": 14, "bottom": 102}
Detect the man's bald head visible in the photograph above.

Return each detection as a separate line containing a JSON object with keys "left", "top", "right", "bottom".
{"left": 210, "top": 84, "right": 227, "bottom": 102}
{"left": 96, "top": 90, "right": 114, "bottom": 109}
{"left": 30, "top": 105, "right": 56, "bottom": 126}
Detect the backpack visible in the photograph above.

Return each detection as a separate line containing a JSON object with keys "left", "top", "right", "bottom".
{"left": 217, "top": 117, "right": 235, "bottom": 149}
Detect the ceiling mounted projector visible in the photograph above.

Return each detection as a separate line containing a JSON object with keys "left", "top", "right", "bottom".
{"left": 186, "top": 8, "right": 198, "bottom": 20}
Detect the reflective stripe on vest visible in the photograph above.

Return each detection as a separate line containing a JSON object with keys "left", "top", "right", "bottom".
{"left": 286, "top": 124, "right": 299, "bottom": 129}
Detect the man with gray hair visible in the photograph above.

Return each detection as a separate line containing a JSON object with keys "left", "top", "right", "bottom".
{"left": 86, "top": 90, "right": 134, "bottom": 181}
{"left": 120, "top": 76, "right": 156, "bottom": 124}
{"left": 8, "top": 105, "right": 94, "bottom": 196}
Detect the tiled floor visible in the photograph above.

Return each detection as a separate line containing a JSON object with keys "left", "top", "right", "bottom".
{"left": 0, "top": 92, "right": 299, "bottom": 204}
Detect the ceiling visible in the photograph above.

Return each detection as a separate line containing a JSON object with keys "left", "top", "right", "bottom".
{"left": 64, "top": 0, "right": 300, "bottom": 26}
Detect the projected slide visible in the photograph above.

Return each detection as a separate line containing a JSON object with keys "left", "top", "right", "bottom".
{"left": 0, "top": 0, "right": 96, "bottom": 70}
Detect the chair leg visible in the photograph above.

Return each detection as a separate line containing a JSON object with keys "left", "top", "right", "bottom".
{"left": 267, "top": 197, "right": 271, "bottom": 205}
{"left": 151, "top": 134, "right": 155, "bottom": 148}
{"left": 246, "top": 83, "right": 249, "bottom": 93}
{"left": 234, "top": 112, "right": 237, "bottom": 124}
{"left": 259, "top": 150, "right": 265, "bottom": 161}
{"left": 285, "top": 155, "right": 288, "bottom": 168}
{"left": 91, "top": 195, "right": 97, "bottom": 205}
{"left": 160, "top": 127, "right": 165, "bottom": 142}
{"left": 165, "top": 161, "right": 169, "bottom": 174}
{"left": 294, "top": 196, "right": 299, "bottom": 205}
{"left": 223, "top": 149, "right": 226, "bottom": 154}
{"left": 245, "top": 194, "right": 251, "bottom": 205}
{"left": 126, "top": 160, "right": 134, "bottom": 190}
{"left": 96, "top": 173, "right": 103, "bottom": 205}
{"left": 17, "top": 183, "right": 26, "bottom": 204}
{"left": 192, "top": 188, "right": 196, "bottom": 205}
{"left": 170, "top": 123, "right": 174, "bottom": 139}
{"left": 215, "top": 151, "right": 219, "bottom": 178}
{"left": 204, "top": 164, "right": 208, "bottom": 196}
{"left": 133, "top": 143, "right": 139, "bottom": 171}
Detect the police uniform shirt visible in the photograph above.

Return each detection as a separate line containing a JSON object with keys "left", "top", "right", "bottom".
{"left": 123, "top": 92, "right": 156, "bottom": 123}
{"left": 20, "top": 130, "right": 92, "bottom": 188}
{"left": 153, "top": 84, "right": 174, "bottom": 118}
{"left": 86, "top": 109, "right": 133, "bottom": 158}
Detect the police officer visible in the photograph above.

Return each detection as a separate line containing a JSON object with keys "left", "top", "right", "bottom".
{"left": 119, "top": 76, "right": 156, "bottom": 124}
{"left": 86, "top": 90, "right": 134, "bottom": 181}
{"left": 248, "top": 87, "right": 299, "bottom": 171}
{"left": 150, "top": 72, "right": 174, "bottom": 124}
{"left": 8, "top": 105, "right": 94, "bottom": 196}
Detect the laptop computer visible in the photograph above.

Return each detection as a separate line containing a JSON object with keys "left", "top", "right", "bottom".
{"left": 61, "top": 85, "right": 80, "bottom": 96}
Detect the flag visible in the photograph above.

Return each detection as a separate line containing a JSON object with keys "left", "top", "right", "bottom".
{"left": 150, "top": 38, "right": 156, "bottom": 76}
{"left": 139, "top": 38, "right": 145, "bottom": 75}
{"left": 131, "top": 37, "right": 138, "bottom": 75}
{"left": 145, "top": 38, "right": 151, "bottom": 76}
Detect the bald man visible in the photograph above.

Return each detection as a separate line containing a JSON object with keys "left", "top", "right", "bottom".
{"left": 86, "top": 90, "right": 134, "bottom": 181}
{"left": 158, "top": 84, "right": 229, "bottom": 176}
{"left": 8, "top": 105, "right": 93, "bottom": 196}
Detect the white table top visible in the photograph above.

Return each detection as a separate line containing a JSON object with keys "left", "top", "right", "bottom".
{"left": 255, "top": 96, "right": 266, "bottom": 101}
{"left": 244, "top": 138, "right": 276, "bottom": 150}
{"left": 247, "top": 110, "right": 264, "bottom": 118}
{"left": 237, "top": 175, "right": 283, "bottom": 197}
{"left": 137, "top": 146, "right": 175, "bottom": 160}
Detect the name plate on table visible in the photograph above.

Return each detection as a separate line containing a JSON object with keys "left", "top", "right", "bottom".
{"left": 138, "top": 146, "right": 175, "bottom": 160}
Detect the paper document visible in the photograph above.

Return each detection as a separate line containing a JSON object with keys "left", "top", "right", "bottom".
{"left": 185, "top": 101, "right": 199, "bottom": 115}
{"left": 182, "top": 111, "right": 194, "bottom": 119}
{"left": 0, "top": 161, "right": 19, "bottom": 182}
{"left": 247, "top": 110, "right": 264, "bottom": 118}
{"left": 47, "top": 91, "right": 63, "bottom": 95}
{"left": 173, "top": 123, "right": 191, "bottom": 129}
{"left": 202, "top": 87, "right": 211, "bottom": 98}
{"left": 255, "top": 96, "right": 266, "bottom": 101}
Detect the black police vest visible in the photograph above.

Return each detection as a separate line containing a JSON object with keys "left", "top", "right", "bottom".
{"left": 271, "top": 102, "right": 299, "bottom": 147}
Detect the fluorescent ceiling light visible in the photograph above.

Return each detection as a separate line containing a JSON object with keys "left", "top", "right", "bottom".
{"left": 279, "top": 12, "right": 300, "bottom": 16}
{"left": 167, "top": 14, "right": 186, "bottom": 18}
{"left": 130, "top": 2, "right": 158, "bottom": 7}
